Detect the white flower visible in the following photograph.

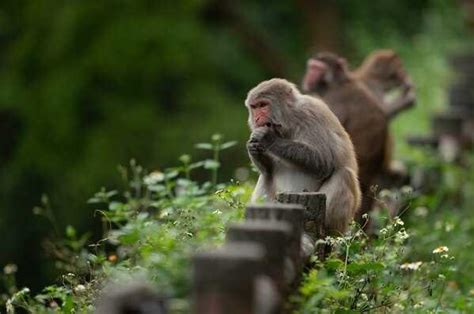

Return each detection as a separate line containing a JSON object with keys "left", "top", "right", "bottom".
{"left": 74, "top": 284, "right": 86, "bottom": 293}
{"left": 445, "top": 223, "right": 454, "bottom": 232}
{"left": 394, "top": 216, "right": 404, "bottom": 226}
{"left": 400, "top": 261, "right": 422, "bottom": 271}
{"left": 414, "top": 301, "right": 424, "bottom": 309}
{"left": 397, "top": 229, "right": 410, "bottom": 241}
{"left": 144, "top": 171, "right": 165, "bottom": 185}
{"left": 3, "top": 264, "right": 18, "bottom": 275}
{"left": 379, "top": 189, "right": 392, "bottom": 198}
{"left": 401, "top": 186, "right": 413, "bottom": 195}
{"left": 433, "top": 246, "right": 449, "bottom": 254}
{"left": 380, "top": 228, "right": 388, "bottom": 235}
{"left": 414, "top": 206, "right": 428, "bottom": 217}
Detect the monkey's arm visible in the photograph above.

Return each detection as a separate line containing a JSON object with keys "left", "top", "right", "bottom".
{"left": 268, "top": 139, "right": 335, "bottom": 179}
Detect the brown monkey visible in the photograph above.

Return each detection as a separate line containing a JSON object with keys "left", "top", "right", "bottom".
{"left": 354, "top": 49, "right": 416, "bottom": 119}
{"left": 301, "top": 53, "right": 389, "bottom": 223}
{"left": 246, "top": 78, "right": 361, "bottom": 234}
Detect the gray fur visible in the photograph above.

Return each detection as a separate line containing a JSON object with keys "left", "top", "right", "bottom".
{"left": 246, "top": 78, "right": 361, "bottom": 234}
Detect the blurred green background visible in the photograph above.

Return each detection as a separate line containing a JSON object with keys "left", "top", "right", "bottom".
{"left": 0, "top": 0, "right": 471, "bottom": 291}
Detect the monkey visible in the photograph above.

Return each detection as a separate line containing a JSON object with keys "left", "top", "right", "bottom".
{"left": 355, "top": 50, "right": 416, "bottom": 190}
{"left": 301, "top": 53, "right": 389, "bottom": 224}
{"left": 353, "top": 49, "right": 416, "bottom": 119}
{"left": 246, "top": 78, "right": 361, "bottom": 234}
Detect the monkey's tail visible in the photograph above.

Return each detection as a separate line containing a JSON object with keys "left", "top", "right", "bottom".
{"left": 319, "top": 167, "right": 361, "bottom": 234}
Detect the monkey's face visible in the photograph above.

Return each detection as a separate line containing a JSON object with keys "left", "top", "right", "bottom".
{"left": 249, "top": 99, "right": 272, "bottom": 128}
{"left": 246, "top": 79, "right": 296, "bottom": 136}
{"left": 302, "top": 53, "right": 349, "bottom": 95}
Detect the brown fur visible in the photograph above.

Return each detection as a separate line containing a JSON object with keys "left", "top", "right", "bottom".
{"left": 246, "top": 78, "right": 361, "bottom": 234}
{"left": 354, "top": 49, "right": 416, "bottom": 119}
{"left": 301, "top": 53, "right": 389, "bottom": 223}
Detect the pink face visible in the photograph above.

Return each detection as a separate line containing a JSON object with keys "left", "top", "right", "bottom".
{"left": 249, "top": 99, "right": 271, "bottom": 127}
{"left": 302, "top": 59, "right": 327, "bottom": 92}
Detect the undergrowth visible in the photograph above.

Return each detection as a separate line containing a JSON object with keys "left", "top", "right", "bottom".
{"left": 1, "top": 136, "right": 473, "bottom": 313}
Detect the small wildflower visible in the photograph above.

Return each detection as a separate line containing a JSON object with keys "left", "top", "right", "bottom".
{"left": 108, "top": 255, "right": 117, "bottom": 262}
{"left": 3, "top": 264, "right": 18, "bottom": 275}
{"left": 362, "top": 213, "right": 369, "bottom": 220}
{"left": 74, "top": 284, "right": 86, "bottom": 293}
{"left": 396, "top": 229, "right": 410, "bottom": 241}
{"left": 445, "top": 222, "right": 454, "bottom": 232}
{"left": 380, "top": 228, "right": 388, "bottom": 235}
{"left": 143, "top": 171, "right": 165, "bottom": 185}
{"left": 414, "top": 206, "right": 428, "bottom": 217}
{"left": 401, "top": 185, "right": 413, "bottom": 195}
{"left": 400, "top": 261, "right": 422, "bottom": 271}
{"left": 394, "top": 303, "right": 405, "bottom": 310}
{"left": 414, "top": 301, "right": 425, "bottom": 309}
{"left": 379, "top": 189, "right": 392, "bottom": 198}
{"left": 394, "top": 216, "right": 404, "bottom": 226}
{"left": 433, "top": 246, "right": 449, "bottom": 254}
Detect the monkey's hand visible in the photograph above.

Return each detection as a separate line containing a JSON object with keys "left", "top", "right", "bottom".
{"left": 247, "top": 127, "right": 276, "bottom": 175}
{"left": 386, "top": 84, "right": 416, "bottom": 119}
{"left": 403, "top": 85, "right": 416, "bottom": 107}
{"left": 249, "top": 127, "right": 277, "bottom": 150}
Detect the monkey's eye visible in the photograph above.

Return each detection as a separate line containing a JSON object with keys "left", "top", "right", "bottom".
{"left": 250, "top": 101, "right": 269, "bottom": 109}
{"left": 256, "top": 101, "right": 269, "bottom": 108}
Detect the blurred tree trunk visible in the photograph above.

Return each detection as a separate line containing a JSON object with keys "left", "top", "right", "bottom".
{"left": 295, "top": 0, "right": 342, "bottom": 54}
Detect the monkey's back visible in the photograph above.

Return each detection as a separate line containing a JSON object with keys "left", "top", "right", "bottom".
{"left": 321, "top": 81, "right": 388, "bottom": 189}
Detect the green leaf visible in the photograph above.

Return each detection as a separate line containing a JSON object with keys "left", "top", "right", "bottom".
{"left": 109, "top": 202, "right": 123, "bottom": 211}
{"left": 65, "top": 225, "right": 76, "bottom": 238}
{"left": 324, "top": 258, "right": 344, "bottom": 271}
{"left": 195, "top": 143, "right": 213, "bottom": 150}
{"left": 346, "top": 261, "right": 384, "bottom": 276}
{"left": 204, "top": 160, "right": 220, "bottom": 170}
{"left": 211, "top": 134, "right": 222, "bottom": 142}
{"left": 179, "top": 154, "right": 191, "bottom": 164}
{"left": 189, "top": 161, "right": 204, "bottom": 169}
{"left": 221, "top": 141, "right": 237, "bottom": 150}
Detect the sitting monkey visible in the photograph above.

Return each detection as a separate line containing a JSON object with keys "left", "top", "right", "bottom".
{"left": 246, "top": 78, "right": 361, "bottom": 234}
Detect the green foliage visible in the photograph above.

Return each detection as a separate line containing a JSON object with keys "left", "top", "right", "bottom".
{"left": 1, "top": 134, "right": 250, "bottom": 313}
{"left": 293, "top": 152, "right": 474, "bottom": 313}
{"left": 0, "top": 0, "right": 472, "bottom": 309}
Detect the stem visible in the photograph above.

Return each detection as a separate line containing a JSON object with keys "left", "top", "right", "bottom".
{"left": 212, "top": 144, "right": 220, "bottom": 186}
{"left": 341, "top": 241, "right": 350, "bottom": 287}
{"left": 435, "top": 280, "right": 447, "bottom": 312}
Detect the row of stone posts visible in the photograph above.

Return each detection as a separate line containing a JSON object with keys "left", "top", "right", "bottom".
{"left": 192, "top": 192, "right": 326, "bottom": 314}
{"left": 408, "top": 53, "right": 474, "bottom": 163}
